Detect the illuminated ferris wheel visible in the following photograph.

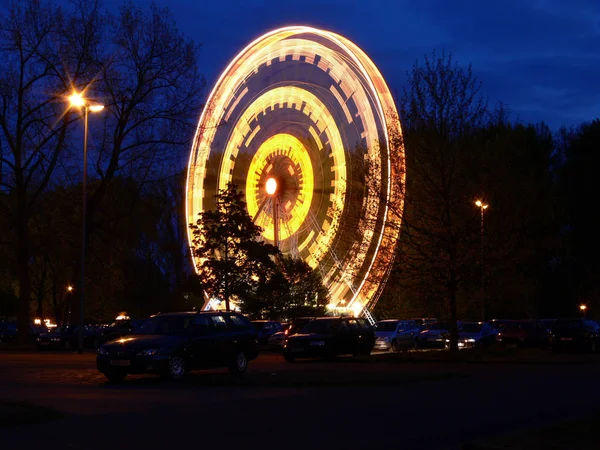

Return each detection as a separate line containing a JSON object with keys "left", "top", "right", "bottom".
{"left": 186, "top": 26, "right": 405, "bottom": 319}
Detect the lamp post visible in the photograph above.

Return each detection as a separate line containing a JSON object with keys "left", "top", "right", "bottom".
{"left": 475, "top": 200, "right": 489, "bottom": 322}
{"left": 580, "top": 304, "right": 587, "bottom": 318}
{"left": 68, "top": 92, "right": 104, "bottom": 354}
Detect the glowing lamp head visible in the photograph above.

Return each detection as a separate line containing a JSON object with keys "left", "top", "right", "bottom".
{"left": 266, "top": 178, "right": 277, "bottom": 195}
{"left": 68, "top": 92, "right": 85, "bottom": 108}
{"left": 580, "top": 304, "right": 587, "bottom": 311}
{"left": 475, "top": 200, "right": 489, "bottom": 209}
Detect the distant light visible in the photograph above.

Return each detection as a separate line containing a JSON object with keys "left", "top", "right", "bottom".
{"left": 475, "top": 200, "right": 489, "bottom": 209}
{"left": 67, "top": 285, "right": 74, "bottom": 292}
{"left": 89, "top": 104, "right": 104, "bottom": 112}
{"left": 580, "top": 304, "right": 587, "bottom": 311}
{"left": 266, "top": 178, "right": 277, "bottom": 195}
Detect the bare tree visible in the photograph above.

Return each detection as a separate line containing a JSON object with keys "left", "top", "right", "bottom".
{"left": 0, "top": 0, "right": 204, "bottom": 342}
{"left": 0, "top": 0, "right": 101, "bottom": 343}
{"left": 384, "top": 50, "right": 488, "bottom": 351}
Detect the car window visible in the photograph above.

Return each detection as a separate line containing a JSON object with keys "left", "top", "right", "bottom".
{"left": 191, "top": 315, "right": 211, "bottom": 334}
{"left": 228, "top": 314, "right": 252, "bottom": 331}
{"left": 358, "top": 319, "right": 371, "bottom": 330}
{"left": 211, "top": 315, "right": 228, "bottom": 330}
{"left": 347, "top": 319, "right": 360, "bottom": 330}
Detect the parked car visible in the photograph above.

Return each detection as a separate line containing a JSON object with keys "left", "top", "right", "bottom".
{"left": 454, "top": 322, "right": 496, "bottom": 349}
{"left": 268, "top": 317, "right": 315, "bottom": 351}
{"left": 0, "top": 322, "right": 48, "bottom": 344}
{"left": 415, "top": 322, "right": 454, "bottom": 349}
{"left": 36, "top": 325, "right": 102, "bottom": 350}
{"left": 96, "top": 311, "right": 259, "bottom": 382}
{"left": 100, "top": 319, "right": 136, "bottom": 343}
{"left": 410, "top": 318, "right": 437, "bottom": 328}
{"left": 549, "top": 318, "right": 600, "bottom": 353}
{"left": 252, "top": 320, "right": 283, "bottom": 346}
{"left": 489, "top": 319, "right": 511, "bottom": 331}
{"left": 496, "top": 320, "right": 549, "bottom": 348}
{"left": 374, "top": 320, "right": 421, "bottom": 352}
{"left": 282, "top": 317, "right": 375, "bottom": 361}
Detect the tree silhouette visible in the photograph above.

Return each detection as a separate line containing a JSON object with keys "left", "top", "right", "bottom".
{"left": 190, "top": 183, "right": 280, "bottom": 312}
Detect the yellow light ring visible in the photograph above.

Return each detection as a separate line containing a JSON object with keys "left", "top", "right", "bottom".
{"left": 245, "top": 133, "right": 314, "bottom": 241}
{"left": 187, "top": 26, "right": 405, "bottom": 313}
{"left": 217, "top": 85, "right": 347, "bottom": 272}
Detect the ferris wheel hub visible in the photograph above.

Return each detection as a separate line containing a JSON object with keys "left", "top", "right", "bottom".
{"left": 266, "top": 177, "right": 277, "bottom": 195}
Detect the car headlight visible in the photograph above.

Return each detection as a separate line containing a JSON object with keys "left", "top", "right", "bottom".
{"left": 310, "top": 340, "right": 326, "bottom": 347}
{"left": 466, "top": 339, "right": 476, "bottom": 343}
{"left": 137, "top": 349, "right": 158, "bottom": 356}
{"left": 97, "top": 347, "right": 109, "bottom": 356}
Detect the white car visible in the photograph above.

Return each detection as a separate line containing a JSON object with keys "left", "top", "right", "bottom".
{"left": 374, "top": 320, "right": 421, "bottom": 352}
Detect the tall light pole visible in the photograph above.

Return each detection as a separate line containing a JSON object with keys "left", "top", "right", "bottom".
{"left": 475, "top": 200, "right": 489, "bottom": 322}
{"left": 68, "top": 92, "right": 104, "bottom": 354}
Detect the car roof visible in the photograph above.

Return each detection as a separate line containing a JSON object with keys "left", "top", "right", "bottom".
{"left": 156, "top": 311, "right": 237, "bottom": 317}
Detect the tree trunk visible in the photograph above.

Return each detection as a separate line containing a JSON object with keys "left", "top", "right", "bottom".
{"left": 16, "top": 205, "right": 31, "bottom": 345}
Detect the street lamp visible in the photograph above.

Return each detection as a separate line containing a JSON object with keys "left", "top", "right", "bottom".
{"left": 475, "top": 200, "right": 489, "bottom": 322}
{"left": 68, "top": 91, "right": 104, "bottom": 354}
{"left": 580, "top": 304, "right": 587, "bottom": 318}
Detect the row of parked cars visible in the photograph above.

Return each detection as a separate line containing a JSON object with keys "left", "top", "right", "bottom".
{"left": 371, "top": 317, "right": 600, "bottom": 353}
{"left": 0, "top": 318, "right": 142, "bottom": 349}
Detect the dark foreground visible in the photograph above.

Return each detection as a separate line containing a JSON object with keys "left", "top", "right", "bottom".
{"left": 1, "top": 351, "right": 599, "bottom": 449}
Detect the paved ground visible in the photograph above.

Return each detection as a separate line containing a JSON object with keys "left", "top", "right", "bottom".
{"left": 1, "top": 350, "right": 599, "bottom": 449}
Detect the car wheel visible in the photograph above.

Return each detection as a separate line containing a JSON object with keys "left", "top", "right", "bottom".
{"left": 391, "top": 340, "right": 399, "bottom": 353}
{"left": 229, "top": 350, "right": 248, "bottom": 374}
{"left": 163, "top": 355, "right": 186, "bottom": 381}
{"left": 104, "top": 369, "right": 127, "bottom": 383}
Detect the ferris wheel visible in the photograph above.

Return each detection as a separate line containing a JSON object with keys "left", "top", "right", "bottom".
{"left": 186, "top": 26, "right": 405, "bottom": 320}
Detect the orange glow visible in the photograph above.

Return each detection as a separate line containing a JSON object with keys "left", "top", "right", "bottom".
{"left": 580, "top": 304, "right": 587, "bottom": 311}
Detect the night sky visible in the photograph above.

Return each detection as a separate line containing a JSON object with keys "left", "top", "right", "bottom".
{"left": 101, "top": 0, "right": 599, "bottom": 130}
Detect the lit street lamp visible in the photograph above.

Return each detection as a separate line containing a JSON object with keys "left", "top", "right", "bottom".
{"left": 580, "top": 304, "right": 587, "bottom": 318}
{"left": 475, "top": 200, "right": 489, "bottom": 322}
{"left": 68, "top": 91, "right": 104, "bottom": 354}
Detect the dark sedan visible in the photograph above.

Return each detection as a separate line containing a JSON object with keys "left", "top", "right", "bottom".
{"left": 549, "top": 318, "right": 600, "bottom": 353}
{"left": 36, "top": 325, "right": 102, "bottom": 350}
{"left": 282, "top": 317, "right": 375, "bottom": 361}
{"left": 96, "top": 311, "right": 259, "bottom": 382}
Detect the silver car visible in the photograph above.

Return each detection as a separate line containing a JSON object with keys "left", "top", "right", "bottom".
{"left": 374, "top": 320, "right": 421, "bottom": 352}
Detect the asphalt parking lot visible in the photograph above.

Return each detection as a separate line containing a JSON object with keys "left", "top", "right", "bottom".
{"left": 1, "top": 350, "right": 599, "bottom": 449}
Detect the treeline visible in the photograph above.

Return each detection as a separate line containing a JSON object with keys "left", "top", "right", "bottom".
{"left": 0, "top": 0, "right": 204, "bottom": 340}
{"left": 376, "top": 51, "right": 600, "bottom": 330}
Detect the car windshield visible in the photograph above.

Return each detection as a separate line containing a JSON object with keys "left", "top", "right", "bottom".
{"left": 552, "top": 319, "right": 582, "bottom": 330}
{"left": 252, "top": 322, "right": 267, "bottom": 330}
{"left": 426, "top": 323, "right": 449, "bottom": 330}
{"left": 461, "top": 323, "right": 482, "bottom": 333}
{"left": 300, "top": 319, "right": 340, "bottom": 334}
{"left": 377, "top": 321, "right": 399, "bottom": 332}
{"left": 133, "top": 315, "right": 192, "bottom": 335}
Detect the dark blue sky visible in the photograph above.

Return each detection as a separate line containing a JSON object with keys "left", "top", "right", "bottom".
{"left": 107, "top": 0, "right": 599, "bottom": 130}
